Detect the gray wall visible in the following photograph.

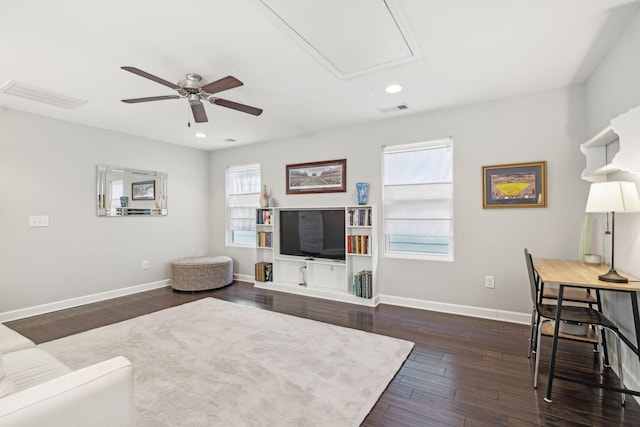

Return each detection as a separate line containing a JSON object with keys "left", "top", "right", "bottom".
{"left": 586, "top": 7, "right": 640, "bottom": 395}
{"left": 210, "top": 85, "right": 588, "bottom": 317}
{"left": 0, "top": 108, "right": 210, "bottom": 314}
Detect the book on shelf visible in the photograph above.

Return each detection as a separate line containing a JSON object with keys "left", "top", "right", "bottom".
{"left": 352, "top": 270, "right": 372, "bottom": 298}
{"left": 256, "top": 209, "right": 273, "bottom": 225}
{"left": 255, "top": 262, "right": 273, "bottom": 282}
{"left": 347, "top": 235, "right": 370, "bottom": 254}
{"left": 257, "top": 231, "right": 273, "bottom": 248}
{"left": 348, "top": 208, "right": 372, "bottom": 226}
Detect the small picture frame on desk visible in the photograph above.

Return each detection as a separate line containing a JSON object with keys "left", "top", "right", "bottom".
{"left": 482, "top": 161, "right": 546, "bottom": 208}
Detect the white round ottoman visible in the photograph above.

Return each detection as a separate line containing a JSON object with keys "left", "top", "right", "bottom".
{"left": 171, "top": 256, "right": 233, "bottom": 291}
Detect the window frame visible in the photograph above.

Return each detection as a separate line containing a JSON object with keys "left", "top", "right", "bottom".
{"left": 381, "top": 138, "right": 454, "bottom": 261}
{"left": 225, "top": 163, "right": 261, "bottom": 247}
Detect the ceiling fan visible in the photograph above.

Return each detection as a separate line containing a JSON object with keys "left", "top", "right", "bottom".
{"left": 120, "top": 66, "right": 263, "bottom": 123}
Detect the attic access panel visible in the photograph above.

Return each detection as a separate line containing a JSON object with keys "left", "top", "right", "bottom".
{"left": 261, "top": 0, "right": 419, "bottom": 78}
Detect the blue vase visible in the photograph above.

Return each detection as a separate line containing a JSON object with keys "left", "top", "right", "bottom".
{"left": 356, "top": 182, "right": 369, "bottom": 205}
{"left": 120, "top": 196, "right": 129, "bottom": 207}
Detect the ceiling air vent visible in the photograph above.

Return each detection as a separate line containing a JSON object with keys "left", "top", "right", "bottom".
{"left": 0, "top": 80, "right": 87, "bottom": 109}
{"left": 381, "top": 104, "right": 408, "bottom": 113}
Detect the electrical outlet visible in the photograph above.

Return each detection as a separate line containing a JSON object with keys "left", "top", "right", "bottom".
{"left": 29, "top": 215, "right": 49, "bottom": 227}
{"left": 142, "top": 260, "right": 149, "bottom": 270}
{"left": 485, "top": 275, "right": 495, "bottom": 288}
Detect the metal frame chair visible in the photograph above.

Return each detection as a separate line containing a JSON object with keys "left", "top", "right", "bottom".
{"left": 524, "top": 248, "right": 625, "bottom": 405}
{"left": 527, "top": 264, "right": 600, "bottom": 358}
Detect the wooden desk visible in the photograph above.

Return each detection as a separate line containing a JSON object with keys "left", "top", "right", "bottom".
{"left": 533, "top": 258, "right": 640, "bottom": 402}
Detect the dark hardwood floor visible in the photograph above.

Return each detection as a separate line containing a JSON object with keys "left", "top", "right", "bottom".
{"left": 6, "top": 281, "right": 640, "bottom": 426}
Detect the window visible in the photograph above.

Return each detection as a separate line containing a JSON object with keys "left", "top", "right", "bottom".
{"left": 109, "top": 180, "right": 124, "bottom": 208}
{"left": 382, "top": 138, "right": 453, "bottom": 260}
{"left": 226, "top": 164, "right": 261, "bottom": 246}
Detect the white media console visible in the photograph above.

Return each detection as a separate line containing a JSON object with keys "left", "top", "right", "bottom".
{"left": 254, "top": 206, "right": 379, "bottom": 307}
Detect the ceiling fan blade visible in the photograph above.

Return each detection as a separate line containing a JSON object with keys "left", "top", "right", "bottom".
{"left": 212, "top": 98, "right": 263, "bottom": 116}
{"left": 201, "top": 76, "right": 243, "bottom": 95}
{"left": 121, "top": 66, "right": 180, "bottom": 90}
{"left": 121, "top": 95, "right": 181, "bottom": 103}
{"left": 191, "top": 102, "right": 208, "bottom": 123}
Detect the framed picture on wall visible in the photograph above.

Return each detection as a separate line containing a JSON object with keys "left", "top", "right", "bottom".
{"left": 132, "top": 180, "right": 156, "bottom": 201}
{"left": 286, "top": 159, "right": 347, "bottom": 194}
{"left": 482, "top": 161, "right": 546, "bottom": 208}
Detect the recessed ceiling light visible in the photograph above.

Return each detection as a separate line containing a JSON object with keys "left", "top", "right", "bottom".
{"left": 385, "top": 84, "right": 402, "bottom": 94}
{"left": 194, "top": 133, "right": 207, "bottom": 138}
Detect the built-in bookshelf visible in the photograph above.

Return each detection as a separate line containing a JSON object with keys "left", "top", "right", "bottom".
{"left": 345, "top": 206, "right": 376, "bottom": 303}
{"left": 255, "top": 208, "right": 274, "bottom": 282}
{"left": 253, "top": 206, "right": 378, "bottom": 306}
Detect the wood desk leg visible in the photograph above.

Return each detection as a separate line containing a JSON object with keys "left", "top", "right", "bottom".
{"left": 545, "top": 285, "right": 564, "bottom": 403}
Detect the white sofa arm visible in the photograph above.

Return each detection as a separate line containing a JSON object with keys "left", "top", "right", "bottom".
{"left": 0, "top": 356, "right": 134, "bottom": 427}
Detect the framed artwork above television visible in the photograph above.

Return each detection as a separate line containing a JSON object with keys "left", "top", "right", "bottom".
{"left": 286, "top": 159, "right": 346, "bottom": 194}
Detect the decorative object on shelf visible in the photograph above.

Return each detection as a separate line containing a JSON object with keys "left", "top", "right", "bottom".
{"left": 356, "top": 182, "right": 369, "bottom": 205}
{"left": 286, "top": 159, "right": 347, "bottom": 194}
{"left": 260, "top": 184, "right": 269, "bottom": 208}
{"left": 482, "top": 161, "right": 546, "bottom": 208}
{"left": 132, "top": 180, "right": 155, "bottom": 201}
{"left": 119, "top": 196, "right": 129, "bottom": 207}
{"left": 578, "top": 213, "right": 593, "bottom": 262}
{"left": 268, "top": 196, "right": 276, "bottom": 207}
{"left": 585, "top": 181, "right": 640, "bottom": 283}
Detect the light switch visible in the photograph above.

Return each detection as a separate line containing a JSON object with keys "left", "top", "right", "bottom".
{"left": 29, "top": 215, "right": 49, "bottom": 227}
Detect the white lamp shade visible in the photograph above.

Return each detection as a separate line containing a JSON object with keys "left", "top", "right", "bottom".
{"left": 585, "top": 181, "right": 640, "bottom": 213}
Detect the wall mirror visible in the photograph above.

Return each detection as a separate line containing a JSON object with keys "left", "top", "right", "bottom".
{"left": 96, "top": 165, "right": 168, "bottom": 216}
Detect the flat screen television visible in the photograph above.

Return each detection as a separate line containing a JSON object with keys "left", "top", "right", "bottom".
{"left": 279, "top": 209, "right": 345, "bottom": 260}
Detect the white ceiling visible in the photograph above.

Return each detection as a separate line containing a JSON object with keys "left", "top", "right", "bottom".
{"left": 1, "top": 0, "right": 638, "bottom": 150}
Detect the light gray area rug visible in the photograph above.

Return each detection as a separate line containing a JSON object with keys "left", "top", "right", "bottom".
{"left": 39, "top": 298, "right": 414, "bottom": 426}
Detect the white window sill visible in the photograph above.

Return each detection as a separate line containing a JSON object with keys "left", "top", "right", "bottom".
{"left": 383, "top": 251, "right": 453, "bottom": 262}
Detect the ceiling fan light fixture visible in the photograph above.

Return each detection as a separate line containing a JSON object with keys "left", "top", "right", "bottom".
{"left": 188, "top": 94, "right": 201, "bottom": 105}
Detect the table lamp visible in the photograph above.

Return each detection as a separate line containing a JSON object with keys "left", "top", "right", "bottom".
{"left": 585, "top": 181, "right": 640, "bottom": 283}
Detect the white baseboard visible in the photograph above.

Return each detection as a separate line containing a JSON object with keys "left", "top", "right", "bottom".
{"left": 379, "top": 294, "right": 531, "bottom": 324}
{"left": 0, "top": 279, "right": 171, "bottom": 322}
{"left": 234, "top": 273, "right": 254, "bottom": 283}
